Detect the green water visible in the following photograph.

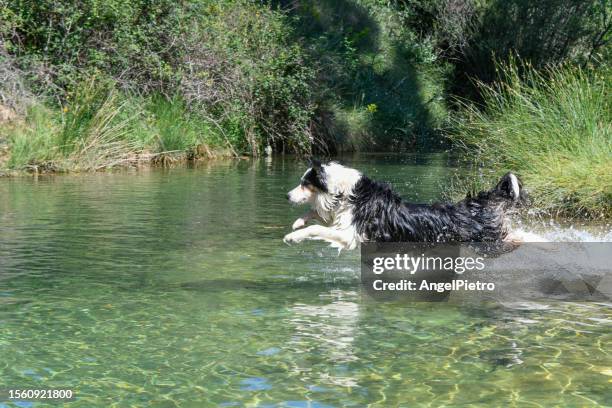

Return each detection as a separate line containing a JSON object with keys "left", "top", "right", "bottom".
{"left": 0, "top": 155, "right": 610, "bottom": 407}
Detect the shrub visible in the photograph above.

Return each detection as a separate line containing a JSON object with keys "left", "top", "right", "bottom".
{"left": 180, "top": 1, "right": 316, "bottom": 155}
{"left": 292, "top": 0, "right": 451, "bottom": 151}
{"left": 448, "top": 61, "right": 611, "bottom": 218}
{"left": 397, "top": 0, "right": 612, "bottom": 100}
{"left": 0, "top": 45, "right": 32, "bottom": 113}
{"left": 1, "top": 0, "right": 185, "bottom": 94}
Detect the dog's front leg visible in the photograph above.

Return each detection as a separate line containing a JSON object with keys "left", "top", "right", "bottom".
{"left": 284, "top": 225, "right": 353, "bottom": 249}
{"left": 292, "top": 209, "right": 321, "bottom": 230}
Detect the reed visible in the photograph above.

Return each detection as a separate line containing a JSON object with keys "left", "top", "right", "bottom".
{"left": 448, "top": 62, "right": 611, "bottom": 218}
{"left": 3, "top": 80, "right": 228, "bottom": 172}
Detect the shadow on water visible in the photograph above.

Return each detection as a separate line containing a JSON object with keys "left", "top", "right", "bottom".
{"left": 179, "top": 278, "right": 358, "bottom": 294}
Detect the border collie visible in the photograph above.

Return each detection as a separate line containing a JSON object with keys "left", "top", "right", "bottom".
{"left": 284, "top": 160, "right": 524, "bottom": 250}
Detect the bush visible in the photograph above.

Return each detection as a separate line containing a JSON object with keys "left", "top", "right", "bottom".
{"left": 291, "top": 0, "right": 451, "bottom": 151}
{"left": 1, "top": 0, "right": 185, "bottom": 93}
{"left": 448, "top": 61, "right": 611, "bottom": 218}
{"left": 395, "top": 0, "right": 612, "bottom": 100}
{"left": 180, "top": 1, "right": 316, "bottom": 155}
{"left": 0, "top": 45, "right": 32, "bottom": 113}
{"left": 1, "top": 0, "right": 321, "bottom": 156}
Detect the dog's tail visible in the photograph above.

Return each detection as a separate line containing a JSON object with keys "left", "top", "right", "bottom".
{"left": 494, "top": 172, "right": 525, "bottom": 203}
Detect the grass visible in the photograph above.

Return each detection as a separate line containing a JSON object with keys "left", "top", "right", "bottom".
{"left": 448, "top": 62, "right": 611, "bottom": 218}
{"left": 6, "top": 106, "right": 59, "bottom": 171}
{"left": 2, "top": 79, "right": 233, "bottom": 173}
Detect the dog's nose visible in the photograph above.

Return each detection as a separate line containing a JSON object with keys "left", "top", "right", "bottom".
{"left": 286, "top": 193, "right": 290, "bottom": 201}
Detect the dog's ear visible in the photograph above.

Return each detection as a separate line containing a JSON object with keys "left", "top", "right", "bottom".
{"left": 308, "top": 157, "right": 322, "bottom": 169}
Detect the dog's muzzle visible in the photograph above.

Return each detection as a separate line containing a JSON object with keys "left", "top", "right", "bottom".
{"left": 287, "top": 185, "right": 313, "bottom": 205}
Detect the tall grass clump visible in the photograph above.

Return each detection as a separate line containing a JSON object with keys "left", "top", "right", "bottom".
{"left": 147, "top": 95, "right": 204, "bottom": 152}
{"left": 2, "top": 75, "right": 232, "bottom": 172}
{"left": 6, "top": 105, "right": 59, "bottom": 171}
{"left": 449, "top": 62, "right": 611, "bottom": 218}
{"left": 5, "top": 80, "right": 140, "bottom": 172}
{"left": 59, "top": 78, "right": 134, "bottom": 154}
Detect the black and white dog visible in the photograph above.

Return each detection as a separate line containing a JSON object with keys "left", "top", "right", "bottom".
{"left": 284, "top": 160, "right": 524, "bottom": 250}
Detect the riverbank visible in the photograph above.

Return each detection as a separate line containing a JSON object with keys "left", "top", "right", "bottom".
{"left": 3, "top": 66, "right": 610, "bottom": 220}
{"left": 448, "top": 63, "right": 611, "bottom": 219}
{"left": 0, "top": 81, "right": 238, "bottom": 175}
{"left": 1, "top": 0, "right": 610, "bottom": 218}
{"left": 0, "top": 0, "right": 452, "bottom": 157}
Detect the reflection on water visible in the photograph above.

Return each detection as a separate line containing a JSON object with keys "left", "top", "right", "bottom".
{"left": 0, "top": 154, "right": 610, "bottom": 407}
{"left": 291, "top": 292, "right": 360, "bottom": 362}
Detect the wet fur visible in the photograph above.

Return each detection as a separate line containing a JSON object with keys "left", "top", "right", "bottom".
{"left": 350, "top": 174, "right": 522, "bottom": 243}
{"left": 284, "top": 161, "right": 524, "bottom": 250}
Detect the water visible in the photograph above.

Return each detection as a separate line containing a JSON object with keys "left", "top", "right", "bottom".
{"left": 0, "top": 154, "right": 610, "bottom": 407}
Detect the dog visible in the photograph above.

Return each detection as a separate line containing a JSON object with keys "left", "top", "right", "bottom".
{"left": 284, "top": 160, "right": 525, "bottom": 250}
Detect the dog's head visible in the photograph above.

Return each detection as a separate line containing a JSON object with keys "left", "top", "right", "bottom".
{"left": 472, "top": 172, "right": 528, "bottom": 210}
{"left": 286, "top": 159, "right": 361, "bottom": 205}
{"left": 287, "top": 159, "right": 327, "bottom": 205}
{"left": 493, "top": 172, "right": 528, "bottom": 206}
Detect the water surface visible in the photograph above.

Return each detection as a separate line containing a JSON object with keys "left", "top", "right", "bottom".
{"left": 0, "top": 154, "right": 610, "bottom": 407}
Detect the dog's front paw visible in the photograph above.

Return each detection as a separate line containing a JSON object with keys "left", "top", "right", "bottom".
{"left": 292, "top": 218, "right": 306, "bottom": 230}
{"left": 283, "top": 230, "right": 306, "bottom": 245}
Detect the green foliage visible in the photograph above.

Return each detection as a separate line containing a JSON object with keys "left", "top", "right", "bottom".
{"left": 59, "top": 77, "right": 118, "bottom": 152}
{"left": 1, "top": 0, "right": 455, "bottom": 155}
{"left": 7, "top": 105, "right": 59, "bottom": 170}
{"left": 1, "top": 0, "right": 184, "bottom": 93}
{"left": 3, "top": 81, "right": 228, "bottom": 171}
{"left": 180, "top": 1, "right": 316, "bottom": 155}
{"left": 291, "top": 0, "right": 451, "bottom": 150}
{"left": 146, "top": 95, "right": 204, "bottom": 152}
{"left": 393, "top": 0, "right": 612, "bottom": 99}
{"left": 1, "top": 0, "right": 319, "bottom": 155}
{"left": 141, "top": 94, "right": 233, "bottom": 156}
{"left": 448, "top": 62, "right": 612, "bottom": 218}
{"left": 6, "top": 79, "right": 138, "bottom": 171}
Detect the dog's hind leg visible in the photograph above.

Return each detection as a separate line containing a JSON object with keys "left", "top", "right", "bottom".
{"left": 283, "top": 225, "right": 356, "bottom": 250}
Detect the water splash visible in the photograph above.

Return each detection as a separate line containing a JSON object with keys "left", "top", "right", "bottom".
{"left": 512, "top": 218, "right": 612, "bottom": 242}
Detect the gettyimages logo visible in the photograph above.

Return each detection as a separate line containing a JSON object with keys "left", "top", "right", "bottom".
{"left": 361, "top": 242, "right": 612, "bottom": 302}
